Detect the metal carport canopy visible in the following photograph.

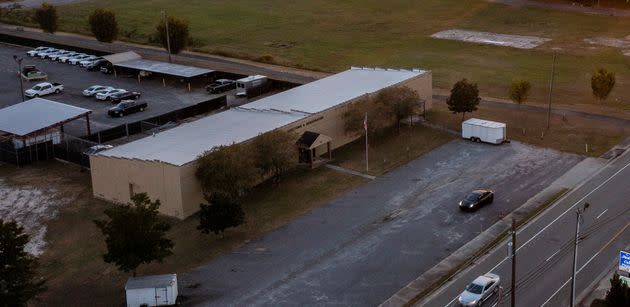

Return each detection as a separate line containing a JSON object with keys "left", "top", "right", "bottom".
{"left": 0, "top": 98, "right": 91, "bottom": 137}
{"left": 103, "top": 51, "right": 214, "bottom": 78}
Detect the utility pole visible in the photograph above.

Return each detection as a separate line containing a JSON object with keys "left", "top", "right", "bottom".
{"left": 364, "top": 112, "right": 369, "bottom": 173}
{"left": 511, "top": 218, "right": 517, "bottom": 307}
{"left": 570, "top": 202, "right": 590, "bottom": 306}
{"left": 161, "top": 11, "right": 172, "bottom": 63}
{"left": 546, "top": 49, "right": 557, "bottom": 130}
{"left": 13, "top": 55, "right": 25, "bottom": 101}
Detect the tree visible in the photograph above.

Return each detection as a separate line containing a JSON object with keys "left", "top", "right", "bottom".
{"left": 591, "top": 68, "right": 616, "bottom": 102}
{"left": 33, "top": 3, "right": 58, "bottom": 33}
{"left": 343, "top": 96, "right": 390, "bottom": 139}
{"left": 88, "top": 8, "right": 118, "bottom": 43}
{"left": 251, "top": 130, "right": 297, "bottom": 184}
{"left": 447, "top": 79, "right": 481, "bottom": 121}
{"left": 197, "top": 193, "right": 245, "bottom": 236}
{"left": 196, "top": 144, "right": 258, "bottom": 202}
{"left": 0, "top": 219, "right": 46, "bottom": 306}
{"left": 605, "top": 272, "right": 630, "bottom": 307}
{"left": 154, "top": 15, "right": 190, "bottom": 54}
{"left": 93, "top": 193, "right": 173, "bottom": 276}
{"left": 375, "top": 86, "right": 420, "bottom": 132}
{"left": 509, "top": 79, "right": 531, "bottom": 106}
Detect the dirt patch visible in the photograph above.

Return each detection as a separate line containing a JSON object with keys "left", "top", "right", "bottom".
{"left": 431, "top": 29, "right": 551, "bottom": 49}
{"left": 584, "top": 37, "right": 630, "bottom": 56}
{"left": 0, "top": 171, "right": 75, "bottom": 256}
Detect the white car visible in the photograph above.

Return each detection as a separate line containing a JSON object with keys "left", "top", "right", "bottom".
{"left": 37, "top": 48, "right": 58, "bottom": 58}
{"left": 82, "top": 85, "right": 114, "bottom": 97}
{"left": 59, "top": 52, "right": 83, "bottom": 63}
{"left": 27, "top": 46, "right": 53, "bottom": 57}
{"left": 458, "top": 273, "right": 500, "bottom": 306}
{"left": 48, "top": 50, "right": 72, "bottom": 61}
{"left": 41, "top": 49, "right": 65, "bottom": 59}
{"left": 79, "top": 56, "right": 101, "bottom": 67}
{"left": 25, "top": 82, "right": 64, "bottom": 98}
{"left": 68, "top": 54, "right": 92, "bottom": 65}
{"left": 95, "top": 88, "right": 127, "bottom": 101}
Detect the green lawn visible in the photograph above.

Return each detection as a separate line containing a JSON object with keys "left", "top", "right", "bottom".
{"left": 28, "top": 0, "right": 629, "bottom": 109}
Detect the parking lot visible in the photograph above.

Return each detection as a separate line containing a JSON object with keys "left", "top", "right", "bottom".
{"left": 0, "top": 43, "right": 226, "bottom": 136}
{"left": 181, "top": 140, "right": 583, "bottom": 306}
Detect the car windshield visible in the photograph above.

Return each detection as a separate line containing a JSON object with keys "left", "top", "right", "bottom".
{"left": 465, "top": 283, "right": 484, "bottom": 294}
{"left": 465, "top": 192, "right": 480, "bottom": 201}
{"left": 32, "top": 86, "right": 41, "bottom": 91}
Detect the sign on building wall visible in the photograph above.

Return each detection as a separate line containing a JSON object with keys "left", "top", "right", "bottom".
{"left": 620, "top": 251, "right": 630, "bottom": 273}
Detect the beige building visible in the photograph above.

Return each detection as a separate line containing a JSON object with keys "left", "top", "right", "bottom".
{"left": 90, "top": 67, "right": 432, "bottom": 219}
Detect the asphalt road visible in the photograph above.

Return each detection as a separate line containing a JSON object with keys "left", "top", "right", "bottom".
{"left": 180, "top": 140, "right": 582, "bottom": 306}
{"left": 0, "top": 43, "right": 219, "bottom": 136}
{"left": 419, "top": 147, "right": 630, "bottom": 307}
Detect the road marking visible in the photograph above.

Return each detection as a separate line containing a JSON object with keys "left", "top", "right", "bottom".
{"left": 540, "top": 220, "right": 630, "bottom": 306}
{"left": 545, "top": 249, "right": 561, "bottom": 262}
{"left": 596, "top": 209, "right": 608, "bottom": 219}
{"left": 441, "top": 159, "right": 630, "bottom": 307}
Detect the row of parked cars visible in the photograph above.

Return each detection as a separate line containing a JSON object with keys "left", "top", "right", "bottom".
{"left": 82, "top": 85, "right": 146, "bottom": 117}
{"left": 27, "top": 46, "right": 112, "bottom": 72}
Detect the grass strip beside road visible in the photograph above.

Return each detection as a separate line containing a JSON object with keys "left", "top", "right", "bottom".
{"left": 4, "top": 125, "right": 452, "bottom": 306}
{"left": 403, "top": 188, "right": 571, "bottom": 306}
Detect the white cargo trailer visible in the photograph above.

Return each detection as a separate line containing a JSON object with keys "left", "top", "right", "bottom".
{"left": 125, "top": 274, "right": 178, "bottom": 307}
{"left": 235, "top": 75, "right": 267, "bottom": 96}
{"left": 462, "top": 118, "right": 506, "bottom": 144}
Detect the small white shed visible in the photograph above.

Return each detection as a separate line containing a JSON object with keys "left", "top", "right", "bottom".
{"left": 125, "top": 274, "right": 178, "bottom": 307}
{"left": 462, "top": 118, "right": 507, "bottom": 144}
{"left": 235, "top": 75, "right": 268, "bottom": 96}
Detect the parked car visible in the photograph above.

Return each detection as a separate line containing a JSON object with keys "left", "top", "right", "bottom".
{"left": 458, "top": 273, "right": 500, "bottom": 306}
{"left": 108, "top": 100, "right": 148, "bottom": 117}
{"left": 27, "top": 46, "right": 53, "bottom": 57}
{"left": 100, "top": 62, "right": 114, "bottom": 74}
{"left": 80, "top": 56, "right": 101, "bottom": 67}
{"left": 59, "top": 52, "right": 83, "bottom": 63}
{"left": 48, "top": 50, "right": 72, "bottom": 61}
{"left": 95, "top": 88, "right": 127, "bottom": 101}
{"left": 41, "top": 49, "right": 66, "bottom": 59}
{"left": 21, "top": 65, "right": 47, "bottom": 81}
{"left": 25, "top": 82, "right": 63, "bottom": 98}
{"left": 206, "top": 79, "right": 236, "bottom": 94}
{"left": 37, "top": 48, "right": 58, "bottom": 58}
{"left": 69, "top": 54, "right": 92, "bottom": 65}
{"left": 459, "top": 189, "right": 494, "bottom": 211}
{"left": 82, "top": 85, "right": 114, "bottom": 97}
{"left": 110, "top": 91, "right": 141, "bottom": 103}
{"left": 86, "top": 59, "right": 109, "bottom": 71}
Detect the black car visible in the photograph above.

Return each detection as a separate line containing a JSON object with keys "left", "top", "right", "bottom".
{"left": 108, "top": 100, "right": 148, "bottom": 117}
{"left": 206, "top": 79, "right": 236, "bottom": 94}
{"left": 87, "top": 59, "right": 109, "bottom": 71}
{"left": 459, "top": 189, "right": 494, "bottom": 211}
{"left": 100, "top": 62, "right": 114, "bottom": 74}
{"left": 110, "top": 91, "right": 141, "bottom": 103}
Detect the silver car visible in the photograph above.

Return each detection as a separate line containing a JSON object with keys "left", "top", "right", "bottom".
{"left": 95, "top": 88, "right": 127, "bottom": 101}
{"left": 82, "top": 85, "right": 114, "bottom": 97}
{"left": 458, "top": 273, "right": 500, "bottom": 306}
{"left": 27, "top": 46, "right": 52, "bottom": 57}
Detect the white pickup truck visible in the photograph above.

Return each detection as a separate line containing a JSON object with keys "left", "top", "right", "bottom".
{"left": 25, "top": 82, "right": 64, "bottom": 98}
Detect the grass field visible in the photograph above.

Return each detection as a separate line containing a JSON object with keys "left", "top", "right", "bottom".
{"left": 29, "top": 0, "right": 627, "bottom": 110}
{"left": 0, "top": 125, "right": 453, "bottom": 306}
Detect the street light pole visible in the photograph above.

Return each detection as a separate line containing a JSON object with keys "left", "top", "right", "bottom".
{"left": 13, "top": 55, "right": 25, "bottom": 102}
{"left": 161, "top": 11, "right": 172, "bottom": 63}
{"left": 570, "top": 202, "right": 589, "bottom": 306}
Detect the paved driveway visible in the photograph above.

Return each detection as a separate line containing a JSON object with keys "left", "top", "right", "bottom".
{"left": 181, "top": 140, "right": 582, "bottom": 306}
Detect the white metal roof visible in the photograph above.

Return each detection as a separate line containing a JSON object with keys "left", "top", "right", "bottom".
{"left": 463, "top": 118, "right": 506, "bottom": 129}
{"left": 125, "top": 274, "right": 176, "bottom": 290}
{"left": 98, "top": 67, "right": 426, "bottom": 166}
{"left": 104, "top": 51, "right": 214, "bottom": 78}
{"left": 0, "top": 98, "right": 91, "bottom": 136}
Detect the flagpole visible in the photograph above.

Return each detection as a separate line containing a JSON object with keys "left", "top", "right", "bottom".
{"left": 365, "top": 112, "right": 369, "bottom": 173}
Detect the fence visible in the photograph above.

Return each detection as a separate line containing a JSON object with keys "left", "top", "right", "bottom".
{"left": 0, "top": 133, "right": 97, "bottom": 167}
{"left": 84, "top": 95, "right": 227, "bottom": 143}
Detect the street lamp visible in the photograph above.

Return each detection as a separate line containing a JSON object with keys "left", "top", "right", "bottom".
{"left": 13, "top": 55, "right": 25, "bottom": 102}
{"left": 570, "top": 202, "right": 590, "bottom": 306}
